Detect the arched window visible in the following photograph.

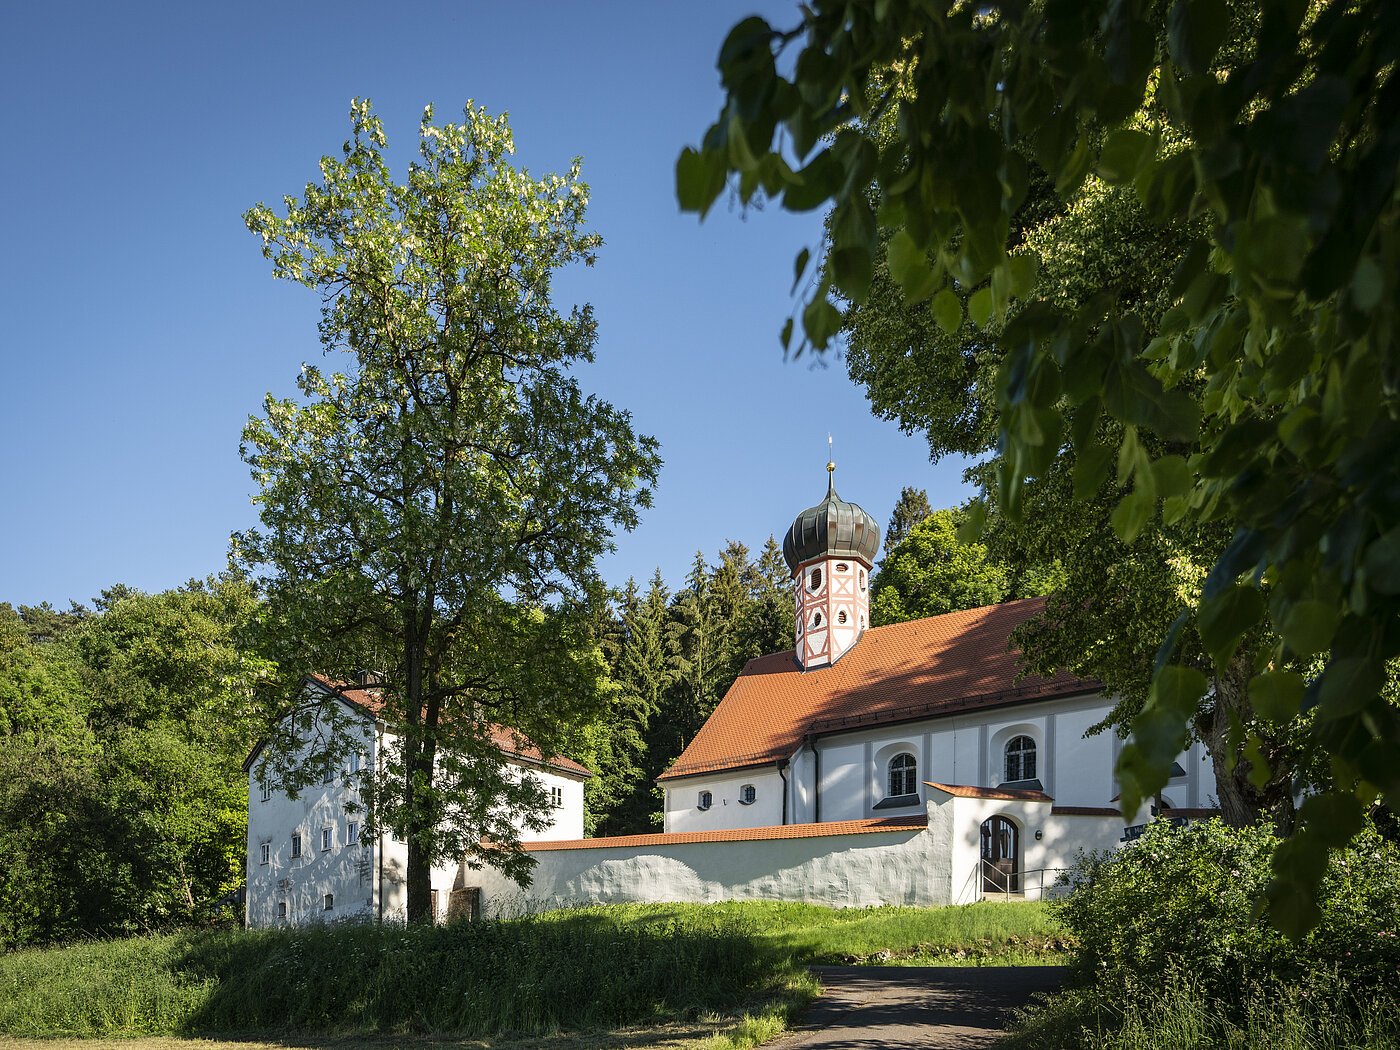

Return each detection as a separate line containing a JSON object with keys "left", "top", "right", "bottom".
{"left": 809, "top": 567, "right": 823, "bottom": 591}
{"left": 739, "top": 784, "right": 756, "bottom": 805}
{"left": 698, "top": 790, "right": 713, "bottom": 811}
{"left": 838, "top": 609, "right": 848, "bottom": 624}
{"left": 1005, "top": 736, "right": 1037, "bottom": 782}
{"left": 888, "top": 753, "right": 917, "bottom": 796}
{"left": 859, "top": 569, "right": 867, "bottom": 591}
{"left": 813, "top": 611, "right": 823, "bottom": 628}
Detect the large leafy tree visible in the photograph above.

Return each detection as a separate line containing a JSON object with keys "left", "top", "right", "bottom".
{"left": 236, "top": 101, "right": 660, "bottom": 921}
{"left": 682, "top": 0, "right": 1400, "bottom": 934}
{"left": 871, "top": 507, "right": 1008, "bottom": 625}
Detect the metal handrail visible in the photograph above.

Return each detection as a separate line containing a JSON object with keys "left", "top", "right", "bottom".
{"left": 981, "top": 863, "right": 1072, "bottom": 900}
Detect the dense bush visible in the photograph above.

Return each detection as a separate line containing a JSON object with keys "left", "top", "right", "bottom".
{"left": 1007, "top": 818, "right": 1400, "bottom": 1048}
{"left": 1056, "top": 818, "right": 1400, "bottom": 1003}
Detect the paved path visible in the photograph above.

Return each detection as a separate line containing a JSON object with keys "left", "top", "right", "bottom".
{"left": 770, "top": 966, "right": 1066, "bottom": 1049}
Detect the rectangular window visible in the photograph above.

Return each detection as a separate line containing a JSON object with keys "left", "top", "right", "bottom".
{"left": 260, "top": 781, "right": 271, "bottom": 802}
{"left": 291, "top": 832, "right": 302, "bottom": 858}
{"left": 322, "top": 765, "right": 335, "bottom": 785}
{"left": 278, "top": 901, "right": 287, "bottom": 919}
{"left": 549, "top": 785, "right": 564, "bottom": 809}
{"left": 347, "top": 821, "right": 359, "bottom": 845}
{"left": 351, "top": 751, "right": 363, "bottom": 773}
{"left": 321, "top": 827, "right": 333, "bottom": 852}
{"left": 259, "top": 842, "right": 270, "bottom": 865}
{"left": 323, "top": 893, "right": 334, "bottom": 911}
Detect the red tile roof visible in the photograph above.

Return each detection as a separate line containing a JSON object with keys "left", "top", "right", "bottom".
{"left": 521, "top": 815, "right": 928, "bottom": 851}
{"left": 1051, "top": 806, "right": 1123, "bottom": 817}
{"left": 304, "top": 676, "right": 591, "bottom": 778}
{"left": 659, "top": 599, "right": 1095, "bottom": 781}
{"left": 926, "top": 781, "right": 1054, "bottom": 802}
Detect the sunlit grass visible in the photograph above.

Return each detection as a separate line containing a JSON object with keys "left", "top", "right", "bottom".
{"left": 0, "top": 901, "right": 1056, "bottom": 1040}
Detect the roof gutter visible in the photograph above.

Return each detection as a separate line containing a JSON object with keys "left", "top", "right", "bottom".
{"left": 777, "top": 758, "right": 790, "bottom": 826}
{"left": 805, "top": 734, "right": 821, "bottom": 824}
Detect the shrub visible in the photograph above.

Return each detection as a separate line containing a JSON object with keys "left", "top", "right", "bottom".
{"left": 1055, "top": 818, "right": 1400, "bottom": 1005}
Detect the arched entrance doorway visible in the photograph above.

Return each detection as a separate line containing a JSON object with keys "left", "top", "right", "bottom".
{"left": 980, "top": 816, "right": 1019, "bottom": 893}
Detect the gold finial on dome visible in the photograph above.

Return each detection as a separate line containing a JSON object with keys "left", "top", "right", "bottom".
{"left": 826, "top": 434, "right": 836, "bottom": 476}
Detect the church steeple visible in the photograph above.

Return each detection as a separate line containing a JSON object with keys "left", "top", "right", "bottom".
{"left": 782, "top": 459, "right": 880, "bottom": 670}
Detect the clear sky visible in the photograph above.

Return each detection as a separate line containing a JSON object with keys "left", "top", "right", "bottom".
{"left": 0, "top": 1, "right": 973, "bottom": 610}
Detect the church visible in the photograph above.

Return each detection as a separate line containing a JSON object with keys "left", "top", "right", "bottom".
{"left": 466, "top": 467, "right": 1219, "bottom": 914}
{"left": 246, "top": 469, "right": 1220, "bottom": 924}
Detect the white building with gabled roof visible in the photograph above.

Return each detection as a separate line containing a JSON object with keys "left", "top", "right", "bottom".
{"left": 243, "top": 675, "right": 589, "bottom": 926}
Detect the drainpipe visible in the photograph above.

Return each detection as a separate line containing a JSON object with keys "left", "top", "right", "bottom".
{"left": 777, "top": 758, "right": 790, "bottom": 825}
{"left": 805, "top": 735, "right": 821, "bottom": 823}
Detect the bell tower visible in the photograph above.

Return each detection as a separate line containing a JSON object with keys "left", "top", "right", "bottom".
{"left": 782, "top": 456, "right": 880, "bottom": 670}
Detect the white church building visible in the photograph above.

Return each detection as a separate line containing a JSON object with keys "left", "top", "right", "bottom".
{"left": 245, "top": 470, "right": 1218, "bottom": 922}
{"left": 243, "top": 675, "right": 589, "bottom": 927}
{"left": 466, "top": 470, "right": 1219, "bottom": 914}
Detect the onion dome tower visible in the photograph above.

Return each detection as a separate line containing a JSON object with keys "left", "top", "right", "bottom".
{"left": 783, "top": 457, "right": 880, "bottom": 670}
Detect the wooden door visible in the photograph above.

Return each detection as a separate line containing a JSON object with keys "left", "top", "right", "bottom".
{"left": 980, "top": 816, "right": 1020, "bottom": 892}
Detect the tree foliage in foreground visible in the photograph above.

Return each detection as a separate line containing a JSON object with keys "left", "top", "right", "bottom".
{"left": 681, "top": 0, "right": 1400, "bottom": 934}
{"left": 237, "top": 100, "right": 659, "bottom": 920}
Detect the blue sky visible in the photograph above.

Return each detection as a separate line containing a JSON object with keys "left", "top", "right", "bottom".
{"left": 0, "top": 2, "right": 973, "bottom": 609}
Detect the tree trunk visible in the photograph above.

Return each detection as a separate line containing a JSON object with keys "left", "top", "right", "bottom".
{"left": 403, "top": 614, "right": 435, "bottom": 925}
{"left": 1196, "top": 652, "right": 1297, "bottom": 835}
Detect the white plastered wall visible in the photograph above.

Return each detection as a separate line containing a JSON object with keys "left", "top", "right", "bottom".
{"left": 663, "top": 768, "right": 785, "bottom": 832}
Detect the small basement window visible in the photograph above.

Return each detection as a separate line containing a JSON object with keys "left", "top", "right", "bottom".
{"left": 739, "top": 784, "right": 757, "bottom": 805}
{"left": 323, "top": 893, "right": 334, "bottom": 911}
{"left": 698, "top": 790, "right": 713, "bottom": 811}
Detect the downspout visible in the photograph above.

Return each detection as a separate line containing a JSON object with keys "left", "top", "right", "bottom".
{"left": 777, "top": 758, "right": 790, "bottom": 825}
{"left": 805, "top": 734, "right": 821, "bottom": 824}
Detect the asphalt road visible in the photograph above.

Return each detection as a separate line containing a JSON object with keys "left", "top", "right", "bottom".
{"left": 771, "top": 965, "right": 1067, "bottom": 1049}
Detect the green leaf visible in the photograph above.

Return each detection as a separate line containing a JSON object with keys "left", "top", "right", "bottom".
{"left": 1098, "top": 130, "right": 1156, "bottom": 184}
{"left": 1362, "top": 526, "right": 1400, "bottom": 594}
{"left": 779, "top": 317, "right": 794, "bottom": 351}
{"left": 956, "top": 499, "right": 988, "bottom": 543}
{"left": 791, "top": 248, "right": 811, "bottom": 294}
{"left": 1008, "top": 253, "right": 1039, "bottom": 297}
{"left": 802, "top": 295, "right": 842, "bottom": 348}
{"left": 1249, "top": 670, "right": 1304, "bottom": 725}
{"left": 676, "top": 147, "right": 724, "bottom": 215}
{"left": 931, "top": 289, "right": 962, "bottom": 334}
{"left": 1168, "top": 0, "right": 1230, "bottom": 75}
{"left": 830, "top": 246, "right": 873, "bottom": 301}
{"left": 885, "top": 231, "right": 938, "bottom": 303}
{"left": 1152, "top": 664, "right": 1209, "bottom": 717}
{"left": 1351, "top": 256, "right": 1383, "bottom": 312}
{"left": 1149, "top": 455, "right": 1192, "bottom": 499}
{"left": 1278, "top": 599, "right": 1337, "bottom": 657}
{"left": 1110, "top": 488, "right": 1152, "bottom": 542}
{"left": 1316, "top": 656, "right": 1385, "bottom": 720}
{"left": 968, "top": 287, "right": 994, "bottom": 328}
{"left": 1073, "top": 442, "right": 1114, "bottom": 500}
{"left": 1197, "top": 584, "right": 1264, "bottom": 669}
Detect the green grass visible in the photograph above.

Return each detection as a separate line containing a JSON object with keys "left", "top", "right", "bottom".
{"left": 0, "top": 901, "right": 1058, "bottom": 1041}
{"left": 1002, "top": 982, "right": 1400, "bottom": 1050}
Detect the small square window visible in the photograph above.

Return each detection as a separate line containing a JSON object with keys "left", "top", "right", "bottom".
{"left": 259, "top": 842, "right": 270, "bottom": 865}
{"left": 347, "top": 821, "right": 359, "bottom": 845}
{"left": 321, "top": 827, "right": 333, "bottom": 852}
{"left": 323, "top": 893, "right": 334, "bottom": 911}
{"left": 278, "top": 901, "right": 287, "bottom": 919}
{"left": 291, "top": 833, "right": 302, "bottom": 858}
